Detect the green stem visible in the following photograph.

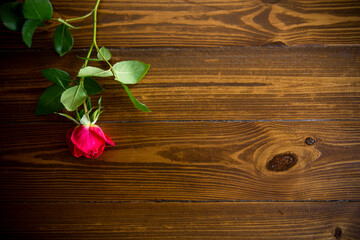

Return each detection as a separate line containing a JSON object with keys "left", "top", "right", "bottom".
{"left": 83, "top": 100, "right": 88, "bottom": 114}
{"left": 91, "top": 0, "right": 120, "bottom": 83}
{"left": 66, "top": 10, "right": 94, "bottom": 22}
{"left": 93, "top": 0, "right": 101, "bottom": 44}
{"left": 77, "top": 40, "right": 93, "bottom": 91}
{"left": 85, "top": 0, "right": 101, "bottom": 68}
{"left": 79, "top": 0, "right": 148, "bottom": 113}
{"left": 78, "top": 0, "right": 100, "bottom": 120}
{"left": 91, "top": 0, "right": 149, "bottom": 112}
{"left": 83, "top": 43, "right": 94, "bottom": 68}
{"left": 50, "top": 10, "right": 94, "bottom": 22}
{"left": 91, "top": 0, "right": 118, "bottom": 81}
{"left": 79, "top": 0, "right": 100, "bottom": 83}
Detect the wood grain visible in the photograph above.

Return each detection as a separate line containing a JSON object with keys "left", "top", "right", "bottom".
{"left": 1, "top": 1, "right": 360, "bottom": 238}
{"left": 1, "top": 202, "right": 359, "bottom": 239}
{"left": 1, "top": 0, "right": 360, "bottom": 48}
{"left": 1, "top": 47, "right": 359, "bottom": 122}
{"left": 1, "top": 121, "right": 360, "bottom": 201}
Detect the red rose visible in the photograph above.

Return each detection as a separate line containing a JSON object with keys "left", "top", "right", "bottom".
{"left": 66, "top": 124, "right": 115, "bottom": 158}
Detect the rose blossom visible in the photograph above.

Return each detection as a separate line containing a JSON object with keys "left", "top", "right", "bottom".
{"left": 66, "top": 124, "right": 115, "bottom": 158}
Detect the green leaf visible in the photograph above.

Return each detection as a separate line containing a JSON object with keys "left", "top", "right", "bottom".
{"left": 22, "top": 19, "right": 42, "bottom": 48}
{"left": 86, "top": 97, "right": 92, "bottom": 110}
{"left": 22, "top": 0, "right": 53, "bottom": 21}
{"left": 91, "top": 108, "right": 103, "bottom": 124}
{"left": 0, "top": 2, "right": 25, "bottom": 31}
{"left": 84, "top": 77, "right": 104, "bottom": 95}
{"left": 35, "top": 84, "right": 65, "bottom": 115}
{"left": 113, "top": 60, "right": 150, "bottom": 84}
{"left": 79, "top": 109, "right": 84, "bottom": 118}
{"left": 53, "top": 23, "right": 73, "bottom": 57}
{"left": 75, "top": 108, "right": 81, "bottom": 122}
{"left": 77, "top": 66, "right": 113, "bottom": 78}
{"left": 91, "top": 97, "right": 103, "bottom": 124}
{"left": 120, "top": 82, "right": 150, "bottom": 112}
{"left": 97, "top": 46, "right": 111, "bottom": 61}
{"left": 55, "top": 76, "right": 66, "bottom": 89}
{"left": 57, "top": 18, "right": 79, "bottom": 29}
{"left": 41, "top": 68, "right": 72, "bottom": 87}
{"left": 60, "top": 85, "right": 87, "bottom": 111}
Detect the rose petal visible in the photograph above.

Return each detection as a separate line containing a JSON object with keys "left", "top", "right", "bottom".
{"left": 71, "top": 125, "right": 106, "bottom": 156}
{"left": 90, "top": 125, "right": 115, "bottom": 146}
{"left": 73, "top": 144, "right": 85, "bottom": 157}
{"left": 66, "top": 124, "right": 113, "bottom": 159}
{"left": 83, "top": 144, "right": 105, "bottom": 159}
{"left": 103, "top": 133, "right": 115, "bottom": 146}
{"left": 66, "top": 127, "right": 76, "bottom": 156}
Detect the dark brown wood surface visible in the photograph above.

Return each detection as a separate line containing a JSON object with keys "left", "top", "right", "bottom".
{"left": 1, "top": 202, "right": 359, "bottom": 239}
{"left": 1, "top": 0, "right": 360, "bottom": 48}
{"left": 1, "top": 0, "right": 360, "bottom": 239}
{"left": 1, "top": 47, "right": 359, "bottom": 122}
{"left": 1, "top": 121, "right": 360, "bottom": 201}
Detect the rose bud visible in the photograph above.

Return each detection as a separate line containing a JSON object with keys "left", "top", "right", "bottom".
{"left": 66, "top": 124, "right": 115, "bottom": 159}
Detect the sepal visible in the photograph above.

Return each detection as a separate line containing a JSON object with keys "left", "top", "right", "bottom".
{"left": 57, "top": 112, "right": 80, "bottom": 125}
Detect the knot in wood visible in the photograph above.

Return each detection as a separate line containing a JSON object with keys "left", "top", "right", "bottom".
{"left": 264, "top": 41, "right": 286, "bottom": 47}
{"left": 305, "top": 137, "right": 316, "bottom": 146}
{"left": 334, "top": 227, "right": 342, "bottom": 239}
{"left": 266, "top": 153, "right": 298, "bottom": 171}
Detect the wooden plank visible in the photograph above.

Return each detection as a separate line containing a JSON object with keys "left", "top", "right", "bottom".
{"left": 1, "top": 202, "right": 359, "bottom": 239}
{"left": 1, "top": 121, "right": 360, "bottom": 201}
{"left": 1, "top": 47, "right": 359, "bottom": 122}
{"left": 1, "top": 0, "right": 360, "bottom": 48}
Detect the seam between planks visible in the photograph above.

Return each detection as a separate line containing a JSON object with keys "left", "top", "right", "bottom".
{"left": 1, "top": 119, "right": 360, "bottom": 125}
{"left": 1, "top": 200, "right": 359, "bottom": 204}
{"left": 1, "top": 45, "right": 360, "bottom": 53}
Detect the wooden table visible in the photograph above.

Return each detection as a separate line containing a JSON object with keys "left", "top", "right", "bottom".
{"left": 1, "top": 0, "right": 360, "bottom": 239}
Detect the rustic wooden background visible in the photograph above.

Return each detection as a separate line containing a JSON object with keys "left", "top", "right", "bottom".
{"left": 1, "top": 0, "right": 360, "bottom": 239}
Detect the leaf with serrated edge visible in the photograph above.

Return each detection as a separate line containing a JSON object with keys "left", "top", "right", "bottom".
{"left": 78, "top": 66, "right": 113, "bottom": 77}
{"left": 113, "top": 60, "right": 150, "bottom": 84}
